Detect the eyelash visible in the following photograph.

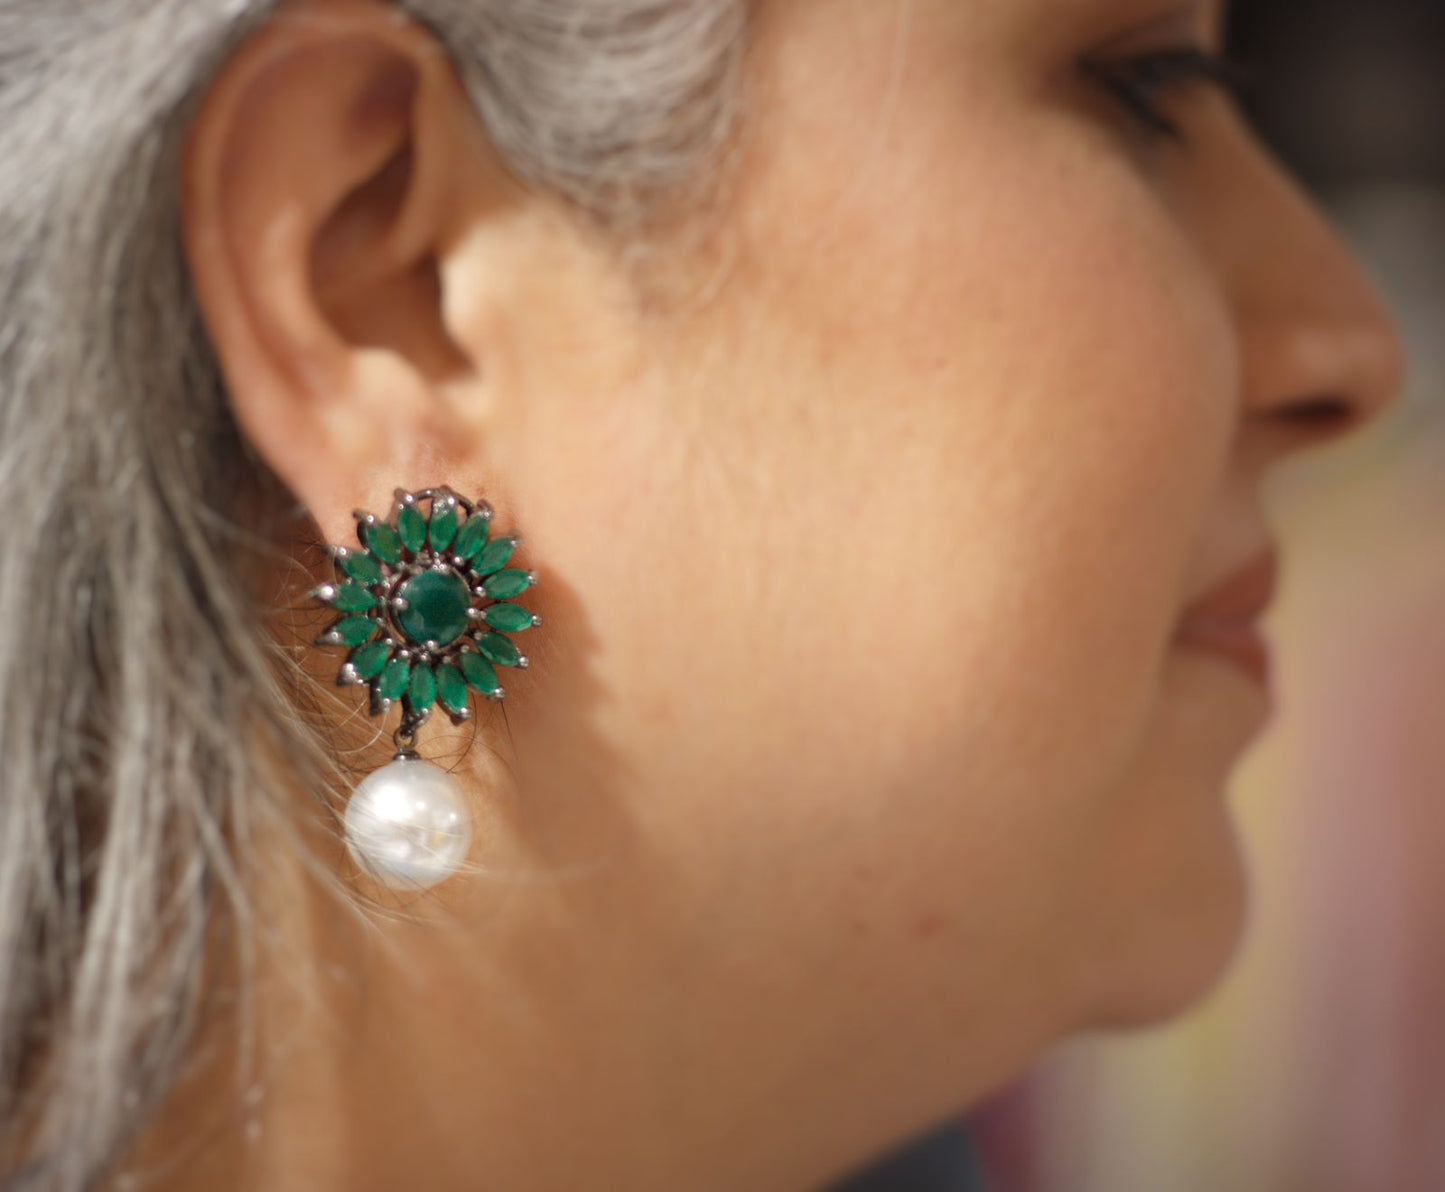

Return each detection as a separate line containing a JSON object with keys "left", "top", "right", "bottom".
{"left": 1082, "top": 46, "right": 1255, "bottom": 145}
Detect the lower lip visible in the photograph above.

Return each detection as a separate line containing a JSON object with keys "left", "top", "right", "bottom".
{"left": 1174, "top": 623, "right": 1272, "bottom": 691}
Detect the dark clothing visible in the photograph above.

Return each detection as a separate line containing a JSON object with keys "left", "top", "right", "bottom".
{"left": 827, "top": 1119, "right": 990, "bottom": 1192}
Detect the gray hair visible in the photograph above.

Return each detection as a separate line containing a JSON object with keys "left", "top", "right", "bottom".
{"left": 0, "top": 1, "right": 748, "bottom": 1187}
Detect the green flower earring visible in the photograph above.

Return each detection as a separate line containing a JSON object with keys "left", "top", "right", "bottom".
{"left": 308, "top": 485, "right": 540, "bottom": 888}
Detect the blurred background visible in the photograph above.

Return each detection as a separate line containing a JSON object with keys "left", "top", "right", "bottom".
{"left": 967, "top": 1, "right": 1445, "bottom": 1189}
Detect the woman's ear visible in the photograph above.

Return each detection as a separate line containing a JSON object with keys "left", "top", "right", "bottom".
{"left": 179, "top": 0, "right": 532, "bottom": 545}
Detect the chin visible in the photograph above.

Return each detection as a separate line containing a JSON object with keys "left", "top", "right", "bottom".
{"left": 1074, "top": 813, "right": 1254, "bottom": 1032}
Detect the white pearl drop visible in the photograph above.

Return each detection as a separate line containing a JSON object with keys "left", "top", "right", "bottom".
{"left": 343, "top": 757, "right": 473, "bottom": 889}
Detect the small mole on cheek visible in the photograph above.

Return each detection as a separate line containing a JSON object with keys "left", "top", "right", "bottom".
{"left": 913, "top": 910, "right": 946, "bottom": 940}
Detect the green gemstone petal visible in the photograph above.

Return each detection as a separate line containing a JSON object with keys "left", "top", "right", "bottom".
{"left": 436, "top": 663, "right": 470, "bottom": 714}
{"left": 476, "top": 631, "right": 522, "bottom": 668}
{"left": 483, "top": 603, "right": 535, "bottom": 633}
{"left": 342, "top": 551, "right": 384, "bottom": 585}
{"left": 364, "top": 522, "right": 403, "bottom": 566}
{"left": 379, "top": 656, "right": 412, "bottom": 702}
{"left": 473, "top": 536, "right": 516, "bottom": 577}
{"left": 398, "top": 505, "right": 427, "bottom": 554}
{"left": 459, "top": 651, "right": 500, "bottom": 695}
{"left": 331, "top": 583, "right": 378, "bottom": 614}
{"left": 429, "top": 505, "right": 459, "bottom": 553}
{"left": 331, "top": 616, "right": 379, "bottom": 647}
{"left": 351, "top": 641, "right": 391, "bottom": 680}
{"left": 454, "top": 514, "right": 491, "bottom": 561}
{"left": 482, "top": 569, "right": 532, "bottom": 600}
{"left": 408, "top": 664, "right": 437, "bottom": 712}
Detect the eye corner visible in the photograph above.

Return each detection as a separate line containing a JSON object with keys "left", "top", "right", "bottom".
{"left": 1075, "top": 53, "right": 1188, "bottom": 146}
{"left": 1077, "top": 40, "right": 1251, "bottom": 150}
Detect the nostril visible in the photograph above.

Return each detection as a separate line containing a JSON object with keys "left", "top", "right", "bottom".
{"left": 1287, "top": 395, "right": 1356, "bottom": 439}
{"left": 1291, "top": 395, "right": 1352, "bottom": 425}
{"left": 1262, "top": 394, "right": 1370, "bottom": 456}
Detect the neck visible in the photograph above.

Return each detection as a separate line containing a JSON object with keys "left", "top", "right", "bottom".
{"left": 110, "top": 748, "right": 1034, "bottom": 1192}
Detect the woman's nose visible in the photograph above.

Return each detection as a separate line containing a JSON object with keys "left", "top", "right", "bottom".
{"left": 1211, "top": 137, "right": 1407, "bottom": 467}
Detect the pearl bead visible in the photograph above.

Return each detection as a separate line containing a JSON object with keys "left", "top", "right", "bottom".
{"left": 343, "top": 757, "right": 473, "bottom": 889}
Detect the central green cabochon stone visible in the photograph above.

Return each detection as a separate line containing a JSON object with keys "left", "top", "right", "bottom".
{"left": 397, "top": 570, "right": 472, "bottom": 646}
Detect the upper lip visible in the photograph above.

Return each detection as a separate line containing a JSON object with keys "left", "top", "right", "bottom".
{"left": 1177, "top": 548, "right": 1280, "bottom": 630}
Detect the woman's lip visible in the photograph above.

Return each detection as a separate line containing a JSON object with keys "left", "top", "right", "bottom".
{"left": 1174, "top": 620, "right": 1272, "bottom": 689}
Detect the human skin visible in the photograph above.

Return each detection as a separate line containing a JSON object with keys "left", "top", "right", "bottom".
{"left": 141, "top": 0, "right": 1404, "bottom": 1188}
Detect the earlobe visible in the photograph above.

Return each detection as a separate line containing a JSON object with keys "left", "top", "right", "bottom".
{"left": 178, "top": 0, "right": 512, "bottom": 535}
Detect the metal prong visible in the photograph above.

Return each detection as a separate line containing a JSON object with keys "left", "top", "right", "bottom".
{"left": 309, "top": 583, "right": 338, "bottom": 603}
{"left": 466, "top": 607, "right": 485, "bottom": 621}
{"left": 530, "top": 614, "right": 543, "bottom": 628}
{"left": 526, "top": 570, "right": 538, "bottom": 586}
{"left": 395, "top": 488, "right": 417, "bottom": 506}
{"left": 516, "top": 655, "right": 529, "bottom": 669}
{"left": 390, "top": 596, "right": 409, "bottom": 612}
{"left": 352, "top": 509, "right": 376, "bottom": 525}
{"left": 337, "top": 663, "right": 361, "bottom": 687}
{"left": 315, "top": 630, "right": 343, "bottom": 647}
{"left": 425, "top": 640, "right": 441, "bottom": 653}
{"left": 488, "top": 687, "right": 506, "bottom": 701}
